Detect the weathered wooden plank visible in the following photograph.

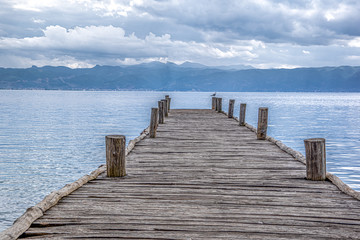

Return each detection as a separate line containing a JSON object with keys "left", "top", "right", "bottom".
{"left": 18, "top": 109, "right": 360, "bottom": 240}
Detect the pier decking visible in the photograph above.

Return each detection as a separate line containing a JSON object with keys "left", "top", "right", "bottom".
{"left": 19, "top": 109, "right": 360, "bottom": 239}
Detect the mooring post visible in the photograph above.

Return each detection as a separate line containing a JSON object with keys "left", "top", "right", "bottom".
{"left": 228, "top": 99, "right": 235, "bottom": 118}
{"left": 217, "top": 98, "right": 222, "bottom": 112}
{"left": 304, "top": 138, "right": 326, "bottom": 181}
{"left": 239, "top": 103, "right": 247, "bottom": 126}
{"left": 257, "top": 107, "right": 268, "bottom": 140}
{"left": 214, "top": 97, "right": 218, "bottom": 111}
{"left": 162, "top": 99, "right": 169, "bottom": 117}
{"left": 106, "top": 135, "right": 126, "bottom": 177}
{"left": 150, "top": 108, "right": 158, "bottom": 138}
{"left": 212, "top": 97, "right": 217, "bottom": 110}
{"left": 158, "top": 101, "right": 164, "bottom": 124}
{"left": 165, "top": 95, "right": 171, "bottom": 112}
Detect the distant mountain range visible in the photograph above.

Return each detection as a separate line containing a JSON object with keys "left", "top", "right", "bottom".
{"left": 0, "top": 62, "right": 359, "bottom": 91}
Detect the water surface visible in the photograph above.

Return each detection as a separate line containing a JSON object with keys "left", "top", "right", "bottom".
{"left": 0, "top": 90, "right": 359, "bottom": 231}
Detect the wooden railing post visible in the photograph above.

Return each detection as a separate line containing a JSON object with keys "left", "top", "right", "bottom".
{"left": 228, "top": 99, "right": 235, "bottom": 118}
{"left": 212, "top": 97, "right": 217, "bottom": 110}
{"left": 162, "top": 99, "right": 168, "bottom": 117}
{"left": 150, "top": 108, "right": 158, "bottom": 138}
{"left": 106, "top": 135, "right": 126, "bottom": 177}
{"left": 304, "top": 138, "right": 326, "bottom": 181}
{"left": 217, "top": 98, "right": 222, "bottom": 112}
{"left": 257, "top": 107, "right": 268, "bottom": 140}
{"left": 239, "top": 103, "right": 246, "bottom": 126}
{"left": 165, "top": 95, "right": 171, "bottom": 112}
{"left": 158, "top": 101, "right": 164, "bottom": 124}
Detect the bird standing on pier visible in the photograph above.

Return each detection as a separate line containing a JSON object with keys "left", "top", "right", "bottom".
{"left": 211, "top": 92, "right": 216, "bottom": 96}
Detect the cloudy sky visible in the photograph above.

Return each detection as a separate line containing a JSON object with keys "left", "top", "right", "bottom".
{"left": 0, "top": 0, "right": 359, "bottom": 69}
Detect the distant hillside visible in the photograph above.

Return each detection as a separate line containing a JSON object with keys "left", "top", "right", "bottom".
{"left": 0, "top": 62, "right": 359, "bottom": 91}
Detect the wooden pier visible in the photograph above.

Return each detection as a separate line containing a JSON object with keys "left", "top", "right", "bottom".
{"left": 5, "top": 102, "right": 360, "bottom": 239}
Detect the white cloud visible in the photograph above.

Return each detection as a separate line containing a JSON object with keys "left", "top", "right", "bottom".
{"left": 1, "top": 0, "right": 360, "bottom": 68}
{"left": 348, "top": 37, "right": 360, "bottom": 48}
{"left": 0, "top": 25, "right": 265, "bottom": 67}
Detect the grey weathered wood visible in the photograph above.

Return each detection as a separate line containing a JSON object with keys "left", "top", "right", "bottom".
{"left": 257, "top": 107, "right": 268, "bottom": 140}
{"left": 158, "top": 101, "right": 164, "bottom": 124}
{"left": 162, "top": 99, "right": 168, "bottom": 117}
{"left": 228, "top": 99, "right": 235, "bottom": 118}
{"left": 165, "top": 95, "right": 171, "bottom": 112}
{"left": 106, "top": 135, "right": 126, "bottom": 177}
{"left": 212, "top": 97, "right": 216, "bottom": 110}
{"left": 149, "top": 108, "right": 158, "bottom": 138}
{"left": 18, "top": 109, "right": 360, "bottom": 240}
{"left": 304, "top": 138, "right": 326, "bottom": 181}
{"left": 239, "top": 103, "right": 247, "bottom": 126}
{"left": 216, "top": 98, "right": 222, "bottom": 112}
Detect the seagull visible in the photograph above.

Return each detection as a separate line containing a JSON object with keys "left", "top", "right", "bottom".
{"left": 211, "top": 92, "right": 216, "bottom": 96}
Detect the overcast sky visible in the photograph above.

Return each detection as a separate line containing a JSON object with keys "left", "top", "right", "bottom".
{"left": 0, "top": 0, "right": 359, "bottom": 68}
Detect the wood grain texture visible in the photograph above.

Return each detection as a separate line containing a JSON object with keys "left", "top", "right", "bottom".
{"left": 158, "top": 101, "right": 164, "bottom": 124}
{"left": 106, "top": 135, "right": 126, "bottom": 177}
{"left": 216, "top": 98, "right": 222, "bottom": 112}
{"left": 18, "top": 109, "right": 360, "bottom": 239}
{"left": 228, "top": 99, "right": 235, "bottom": 118}
{"left": 239, "top": 103, "right": 247, "bottom": 126}
{"left": 212, "top": 97, "right": 216, "bottom": 110}
{"left": 149, "top": 108, "right": 158, "bottom": 138}
{"left": 304, "top": 138, "right": 326, "bottom": 181}
{"left": 257, "top": 107, "right": 268, "bottom": 140}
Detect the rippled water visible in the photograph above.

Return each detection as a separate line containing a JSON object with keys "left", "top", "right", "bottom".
{"left": 0, "top": 90, "right": 359, "bottom": 231}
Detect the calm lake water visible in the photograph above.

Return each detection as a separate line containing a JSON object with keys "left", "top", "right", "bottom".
{"left": 0, "top": 90, "right": 359, "bottom": 231}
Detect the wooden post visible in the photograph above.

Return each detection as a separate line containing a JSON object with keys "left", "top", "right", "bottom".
{"left": 217, "top": 98, "right": 222, "bottom": 112}
{"left": 158, "top": 101, "right": 164, "bottom": 124}
{"left": 212, "top": 97, "right": 217, "bottom": 110}
{"left": 165, "top": 95, "right": 171, "bottom": 112}
{"left": 106, "top": 135, "right": 126, "bottom": 177}
{"left": 162, "top": 99, "right": 168, "bottom": 117}
{"left": 239, "top": 103, "right": 246, "bottom": 126}
{"left": 257, "top": 107, "right": 268, "bottom": 140}
{"left": 304, "top": 138, "right": 326, "bottom": 181}
{"left": 150, "top": 108, "right": 158, "bottom": 138}
{"left": 228, "top": 99, "right": 235, "bottom": 118}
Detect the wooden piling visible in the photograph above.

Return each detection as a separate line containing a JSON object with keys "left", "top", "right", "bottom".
{"left": 228, "top": 99, "right": 235, "bottom": 118}
{"left": 106, "top": 135, "right": 126, "bottom": 177}
{"left": 165, "top": 95, "right": 171, "bottom": 112}
{"left": 257, "top": 107, "right": 268, "bottom": 140}
{"left": 239, "top": 103, "right": 247, "bottom": 126}
{"left": 158, "top": 101, "right": 164, "bottom": 124}
{"left": 304, "top": 138, "right": 326, "bottom": 181}
{"left": 216, "top": 98, "right": 222, "bottom": 112}
{"left": 162, "top": 99, "right": 169, "bottom": 117}
{"left": 212, "top": 97, "right": 217, "bottom": 110}
{"left": 150, "top": 108, "right": 158, "bottom": 138}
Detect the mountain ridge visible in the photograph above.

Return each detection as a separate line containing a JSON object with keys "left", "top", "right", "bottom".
{"left": 0, "top": 62, "right": 359, "bottom": 91}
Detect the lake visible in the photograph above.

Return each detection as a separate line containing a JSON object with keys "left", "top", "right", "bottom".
{"left": 0, "top": 90, "right": 359, "bottom": 231}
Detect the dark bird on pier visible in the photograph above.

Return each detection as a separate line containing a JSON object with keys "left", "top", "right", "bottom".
{"left": 211, "top": 92, "right": 216, "bottom": 96}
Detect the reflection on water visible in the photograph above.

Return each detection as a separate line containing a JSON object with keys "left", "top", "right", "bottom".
{"left": 0, "top": 90, "right": 359, "bottom": 231}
